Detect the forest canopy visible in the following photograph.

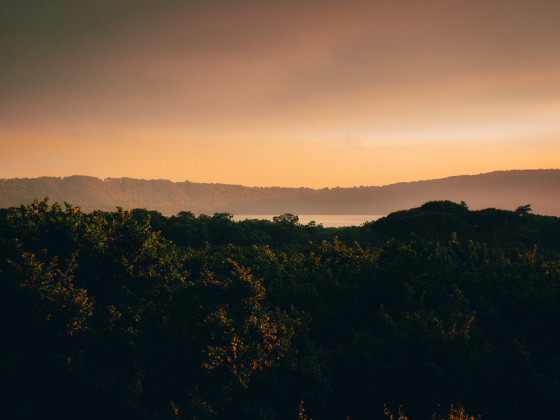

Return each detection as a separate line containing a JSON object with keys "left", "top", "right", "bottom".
{"left": 1, "top": 199, "right": 559, "bottom": 419}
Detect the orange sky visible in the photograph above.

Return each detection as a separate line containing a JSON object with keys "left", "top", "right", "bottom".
{"left": 1, "top": 0, "right": 559, "bottom": 187}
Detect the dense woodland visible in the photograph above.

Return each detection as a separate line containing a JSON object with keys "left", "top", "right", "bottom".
{"left": 1, "top": 169, "right": 559, "bottom": 216}
{"left": 1, "top": 199, "right": 559, "bottom": 419}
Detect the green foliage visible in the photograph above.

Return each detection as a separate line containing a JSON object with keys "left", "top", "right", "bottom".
{"left": 1, "top": 199, "right": 560, "bottom": 419}
{"left": 0, "top": 199, "right": 298, "bottom": 419}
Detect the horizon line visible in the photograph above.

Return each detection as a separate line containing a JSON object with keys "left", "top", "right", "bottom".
{"left": 1, "top": 168, "right": 559, "bottom": 190}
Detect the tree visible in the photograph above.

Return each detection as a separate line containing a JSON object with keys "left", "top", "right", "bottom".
{"left": 515, "top": 204, "right": 532, "bottom": 215}
{"left": 273, "top": 213, "right": 300, "bottom": 225}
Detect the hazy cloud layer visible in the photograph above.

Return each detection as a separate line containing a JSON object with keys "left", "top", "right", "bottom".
{"left": 1, "top": 0, "right": 559, "bottom": 186}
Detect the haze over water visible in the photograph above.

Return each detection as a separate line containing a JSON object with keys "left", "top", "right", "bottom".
{"left": 233, "top": 214, "right": 385, "bottom": 228}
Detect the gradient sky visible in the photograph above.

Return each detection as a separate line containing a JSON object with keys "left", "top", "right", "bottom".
{"left": 1, "top": 0, "right": 559, "bottom": 187}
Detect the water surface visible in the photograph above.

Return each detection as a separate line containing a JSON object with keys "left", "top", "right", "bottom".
{"left": 233, "top": 214, "right": 385, "bottom": 228}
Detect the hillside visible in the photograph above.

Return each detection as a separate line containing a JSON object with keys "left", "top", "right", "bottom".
{"left": 1, "top": 169, "right": 559, "bottom": 216}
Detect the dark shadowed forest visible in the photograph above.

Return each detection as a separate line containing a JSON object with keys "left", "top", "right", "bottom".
{"left": 1, "top": 199, "right": 559, "bottom": 419}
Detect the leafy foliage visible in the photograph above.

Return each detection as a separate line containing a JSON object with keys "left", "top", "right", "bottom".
{"left": 1, "top": 199, "right": 559, "bottom": 419}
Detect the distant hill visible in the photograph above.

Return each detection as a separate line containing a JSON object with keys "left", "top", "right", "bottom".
{"left": 1, "top": 169, "right": 559, "bottom": 216}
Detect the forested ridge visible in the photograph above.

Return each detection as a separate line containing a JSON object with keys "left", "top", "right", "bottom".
{"left": 1, "top": 199, "right": 559, "bottom": 419}
{"left": 1, "top": 169, "right": 559, "bottom": 216}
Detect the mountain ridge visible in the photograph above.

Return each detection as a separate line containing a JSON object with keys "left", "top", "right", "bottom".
{"left": 1, "top": 169, "right": 559, "bottom": 216}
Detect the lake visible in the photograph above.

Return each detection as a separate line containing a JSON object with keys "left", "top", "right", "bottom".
{"left": 233, "top": 214, "right": 385, "bottom": 228}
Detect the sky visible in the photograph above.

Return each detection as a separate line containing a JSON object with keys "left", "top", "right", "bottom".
{"left": 1, "top": 0, "right": 559, "bottom": 188}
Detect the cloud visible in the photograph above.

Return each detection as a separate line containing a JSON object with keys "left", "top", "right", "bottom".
{"left": 342, "top": 134, "right": 373, "bottom": 149}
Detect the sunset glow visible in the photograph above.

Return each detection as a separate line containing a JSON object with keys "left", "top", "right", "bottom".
{"left": 1, "top": 0, "right": 559, "bottom": 187}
